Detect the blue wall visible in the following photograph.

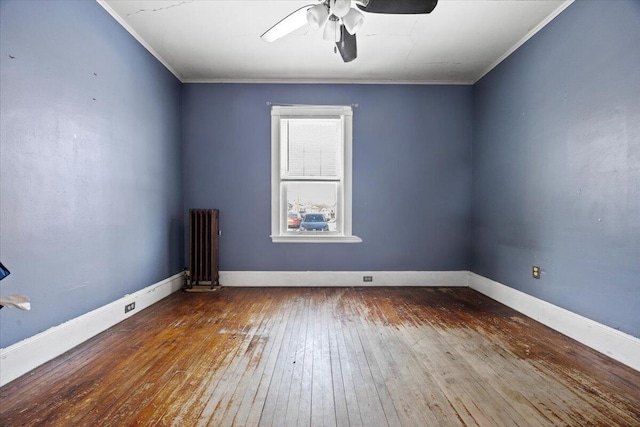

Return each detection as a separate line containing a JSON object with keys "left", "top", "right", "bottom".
{"left": 471, "top": 0, "right": 640, "bottom": 337}
{"left": 182, "top": 84, "right": 473, "bottom": 271}
{"left": 3, "top": 0, "right": 636, "bottom": 349}
{"left": 0, "top": 0, "right": 183, "bottom": 347}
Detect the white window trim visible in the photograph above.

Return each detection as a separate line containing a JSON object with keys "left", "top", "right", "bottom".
{"left": 271, "top": 105, "right": 361, "bottom": 243}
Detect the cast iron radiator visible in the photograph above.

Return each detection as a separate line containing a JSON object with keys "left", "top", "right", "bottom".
{"left": 188, "top": 209, "right": 219, "bottom": 288}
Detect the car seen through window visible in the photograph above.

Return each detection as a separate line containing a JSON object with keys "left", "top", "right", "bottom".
{"left": 300, "top": 214, "right": 329, "bottom": 232}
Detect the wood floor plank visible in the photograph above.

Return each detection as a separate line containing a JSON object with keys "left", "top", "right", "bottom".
{"left": 212, "top": 295, "right": 282, "bottom": 427}
{"left": 1, "top": 287, "right": 639, "bottom": 427}
{"left": 132, "top": 288, "right": 264, "bottom": 426}
{"left": 346, "top": 290, "right": 404, "bottom": 427}
{"left": 283, "top": 289, "right": 312, "bottom": 427}
{"left": 232, "top": 291, "right": 295, "bottom": 427}
{"left": 198, "top": 292, "right": 278, "bottom": 426}
{"left": 309, "top": 290, "right": 335, "bottom": 426}
{"left": 150, "top": 290, "right": 263, "bottom": 425}
{"left": 55, "top": 296, "right": 219, "bottom": 426}
{"left": 278, "top": 289, "right": 313, "bottom": 427}
{"left": 410, "top": 291, "right": 571, "bottom": 426}
{"left": 257, "top": 290, "right": 307, "bottom": 427}
{"left": 332, "top": 293, "right": 365, "bottom": 427}
{"left": 319, "top": 289, "right": 338, "bottom": 427}
{"left": 350, "top": 289, "right": 453, "bottom": 426}
{"left": 325, "top": 290, "right": 350, "bottom": 427}
{"left": 340, "top": 300, "right": 391, "bottom": 426}
{"left": 409, "top": 288, "right": 639, "bottom": 426}
{"left": 396, "top": 290, "right": 534, "bottom": 426}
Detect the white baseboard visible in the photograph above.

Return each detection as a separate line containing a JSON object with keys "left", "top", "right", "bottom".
{"left": 220, "top": 270, "right": 469, "bottom": 288}
{"left": 0, "top": 272, "right": 184, "bottom": 387}
{"left": 469, "top": 272, "right": 640, "bottom": 372}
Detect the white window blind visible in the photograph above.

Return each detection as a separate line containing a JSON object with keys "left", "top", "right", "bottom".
{"left": 282, "top": 119, "right": 341, "bottom": 179}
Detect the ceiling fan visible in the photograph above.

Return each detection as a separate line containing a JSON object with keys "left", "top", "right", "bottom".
{"left": 261, "top": 0, "right": 438, "bottom": 63}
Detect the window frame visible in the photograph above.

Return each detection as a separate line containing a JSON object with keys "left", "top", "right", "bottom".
{"left": 270, "top": 105, "right": 361, "bottom": 243}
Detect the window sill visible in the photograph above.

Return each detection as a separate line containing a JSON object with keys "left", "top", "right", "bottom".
{"left": 271, "top": 235, "right": 362, "bottom": 244}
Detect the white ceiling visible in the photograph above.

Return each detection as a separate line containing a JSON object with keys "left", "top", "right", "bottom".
{"left": 98, "top": 0, "right": 573, "bottom": 84}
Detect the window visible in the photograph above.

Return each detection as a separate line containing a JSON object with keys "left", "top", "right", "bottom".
{"left": 271, "top": 105, "right": 361, "bottom": 243}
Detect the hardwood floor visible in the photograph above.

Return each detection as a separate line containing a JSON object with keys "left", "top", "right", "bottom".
{"left": 1, "top": 287, "right": 639, "bottom": 426}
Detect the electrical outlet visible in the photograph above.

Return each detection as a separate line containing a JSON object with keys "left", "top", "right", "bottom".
{"left": 125, "top": 302, "right": 135, "bottom": 313}
{"left": 532, "top": 265, "right": 540, "bottom": 279}
{"left": 363, "top": 276, "right": 373, "bottom": 282}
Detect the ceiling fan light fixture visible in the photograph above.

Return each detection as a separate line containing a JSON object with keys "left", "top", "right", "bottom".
{"left": 330, "top": 0, "right": 351, "bottom": 18}
{"left": 307, "top": 3, "right": 329, "bottom": 30}
{"left": 323, "top": 15, "right": 340, "bottom": 42}
{"left": 343, "top": 8, "right": 364, "bottom": 35}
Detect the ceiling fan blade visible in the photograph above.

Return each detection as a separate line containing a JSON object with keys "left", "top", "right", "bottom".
{"left": 357, "top": 0, "right": 438, "bottom": 14}
{"left": 336, "top": 25, "right": 357, "bottom": 63}
{"left": 261, "top": 5, "right": 314, "bottom": 42}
